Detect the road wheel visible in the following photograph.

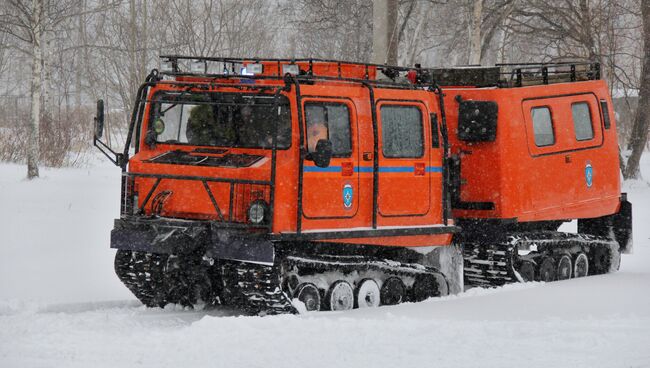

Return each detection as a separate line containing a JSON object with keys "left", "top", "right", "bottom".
{"left": 556, "top": 255, "right": 572, "bottom": 281}
{"left": 296, "top": 283, "right": 321, "bottom": 312}
{"left": 538, "top": 257, "right": 556, "bottom": 282}
{"left": 591, "top": 245, "right": 611, "bottom": 275}
{"left": 356, "top": 279, "right": 380, "bottom": 308}
{"left": 412, "top": 274, "right": 438, "bottom": 302}
{"left": 573, "top": 253, "right": 589, "bottom": 278}
{"left": 518, "top": 261, "right": 535, "bottom": 282}
{"left": 326, "top": 281, "right": 354, "bottom": 311}
{"left": 380, "top": 277, "right": 405, "bottom": 305}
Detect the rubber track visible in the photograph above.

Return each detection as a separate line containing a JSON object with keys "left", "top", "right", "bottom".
{"left": 284, "top": 255, "right": 450, "bottom": 298}
{"left": 221, "top": 262, "right": 297, "bottom": 315}
{"left": 463, "top": 231, "right": 619, "bottom": 288}
{"left": 114, "top": 250, "right": 168, "bottom": 307}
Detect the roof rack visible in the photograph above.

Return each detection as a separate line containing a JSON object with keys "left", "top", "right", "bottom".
{"left": 497, "top": 61, "right": 600, "bottom": 87}
{"left": 157, "top": 55, "right": 600, "bottom": 89}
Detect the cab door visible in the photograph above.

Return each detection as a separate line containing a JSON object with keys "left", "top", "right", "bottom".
{"left": 301, "top": 98, "right": 360, "bottom": 219}
{"left": 376, "top": 100, "right": 430, "bottom": 217}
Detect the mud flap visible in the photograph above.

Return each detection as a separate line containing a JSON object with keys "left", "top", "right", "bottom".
{"left": 205, "top": 225, "right": 275, "bottom": 265}
{"left": 578, "top": 194, "right": 633, "bottom": 254}
{"left": 613, "top": 195, "right": 633, "bottom": 254}
{"left": 417, "top": 244, "right": 464, "bottom": 295}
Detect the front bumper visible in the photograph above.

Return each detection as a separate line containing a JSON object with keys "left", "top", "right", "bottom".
{"left": 111, "top": 217, "right": 275, "bottom": 265}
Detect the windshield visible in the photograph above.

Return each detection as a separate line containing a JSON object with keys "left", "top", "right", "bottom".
{"left": 149, "top": 92, "right": 291, "bottom": 149}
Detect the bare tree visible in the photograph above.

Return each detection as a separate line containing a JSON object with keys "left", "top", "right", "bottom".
{"left": 287, "top": 0, "right": 372, "bottom": 61}
{"left": 624, "top": 0, "right": 650, "bottom": 179}
{"left": 0, "top": 0, "right": 46, "bottom": 178}
{"left": 0, "top": 0, "right": 115, "bottom": 177}
{"left": 468, "top": 0, "right": 483, "bottom": 64}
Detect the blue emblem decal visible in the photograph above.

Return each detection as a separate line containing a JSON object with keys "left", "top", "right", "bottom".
{"left": 585, "top": 163, "right": 593, "bottom": 188}
{"left": 343, "top": 184, "right": 353, "bottom": 209}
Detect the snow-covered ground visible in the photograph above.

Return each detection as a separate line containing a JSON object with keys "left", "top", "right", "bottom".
{"left": 1, "top": 157, "right": 649, "bottom": 368}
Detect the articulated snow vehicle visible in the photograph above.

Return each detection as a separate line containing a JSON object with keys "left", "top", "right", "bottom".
{"left": 93, "top": 56, "right": 632, "bottom": 314}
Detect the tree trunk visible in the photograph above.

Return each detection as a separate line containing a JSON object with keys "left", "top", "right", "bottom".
{"left": 27, "top": 0, "right": 43, "bottom": 180}
{"left": 623, "top": 0, "right": 650, "bottom": 179}
{"left": 372, "top": 0, "right": 389, "bottom": 64}
{"left": 42, "top": 28, "right": 52, "bottom": 125}
{"left": 468, "top": 0, "right": 483, "bottom": 65}
{"left": 386, "top": 0, "right": 399, "bottom": 65}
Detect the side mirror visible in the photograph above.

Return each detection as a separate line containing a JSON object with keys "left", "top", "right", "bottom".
{"left": 94, "top": 99, "right": 105, "bottom": 139}
{"left": 311, "top": 139, "right": 333, "bottom": 168}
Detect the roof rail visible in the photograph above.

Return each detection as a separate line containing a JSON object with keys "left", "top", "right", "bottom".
{"left": 496, "top": 61, "right": 600, "bottom": 87}
{"left": 157, "top": 55, "right": 600, "bottom": 89}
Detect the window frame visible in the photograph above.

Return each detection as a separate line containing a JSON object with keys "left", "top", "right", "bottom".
{"left": 571, "top": 101, "right": 595, "bottom": 142}
{"left": 530, "top": 106, "right": 556, "bottom": 147}
{"left": 379, "top": 103, "right": 425, "bottom": 159}
{"left": 146, "top": 90, "right": 293, "bottom": 150}
{"left": 304, "top": 101, "right": 353, "bottom": 158}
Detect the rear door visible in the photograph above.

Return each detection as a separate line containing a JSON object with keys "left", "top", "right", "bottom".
{"left": 301, "top": 98, "right": 360, "bottom": 218}
{"left": 522, "top": 93, "right": 604, "bottom": 211}
{"left": 376, "top": 100, "right": 430, "bottom": 217}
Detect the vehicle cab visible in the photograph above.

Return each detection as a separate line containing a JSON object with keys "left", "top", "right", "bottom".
{"left": 93, "top": 56, "right": 458, "bottom": 266}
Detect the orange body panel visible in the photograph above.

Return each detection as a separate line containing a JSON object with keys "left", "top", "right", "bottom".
{"left": 128, "top": 80, "right": 451, "bottom": 248}
{"left": 445, "top": 80, "right": 621, "bottom": 222}
{"left": 126, "top": 68, "right": 622, "bottom": 250}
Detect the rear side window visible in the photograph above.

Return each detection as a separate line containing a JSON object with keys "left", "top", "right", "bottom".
{"left": 572, "top": 102, "right": 594, "bottom": 141}
{"left": 380, "top": 105, "right": 424, "bottom": 158}
{"left": 531, "top": 107, "right": 555, "bottom": 147}
{"left": 600, "top": 100, "right": 611, "bottom": 129}
{"left": 305, "top": 103, "right": 352, "bottom": 156}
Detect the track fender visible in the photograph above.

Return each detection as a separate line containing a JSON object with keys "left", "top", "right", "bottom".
{"left": 205, "top": 225, "right": 275, "bottom": 265}
{"left": 417, "top": 244, "right": 464, "bottom": 295}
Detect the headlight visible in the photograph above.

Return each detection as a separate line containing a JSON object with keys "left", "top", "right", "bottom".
{"left": 248, "top": 200, "right": 268, "bottom": 225}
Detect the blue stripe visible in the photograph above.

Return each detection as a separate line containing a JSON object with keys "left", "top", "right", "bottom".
{"left": 378, "top": 166, "right": 413, "bottom": 173}
{"left": 303, "top": 166, "right": 342, "bottom": 173}
{"left": 304, "top": 165, "right": 443, "bottom": 173}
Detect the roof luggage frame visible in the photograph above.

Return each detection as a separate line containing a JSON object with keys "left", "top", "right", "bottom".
{"left": 157, "top": 55, "right": 601, "bottom": 89}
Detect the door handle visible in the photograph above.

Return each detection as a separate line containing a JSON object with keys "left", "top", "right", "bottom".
{"left": 362, "top": 152, "right": 373, "bottom": 161}
{"left": 565, "top": 155, "right": 572, "bottom": 163}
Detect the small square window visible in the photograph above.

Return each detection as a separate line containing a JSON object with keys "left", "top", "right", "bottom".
{"left": 572, "top": 102, "right": 594, "bottom": 141}
{"left": 531, "top": 107, "right": 555, "bottom": 147}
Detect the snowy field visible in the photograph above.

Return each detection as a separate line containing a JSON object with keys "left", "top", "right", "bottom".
{"left": 1, "top": 156, "right": 649, "bottom": 368}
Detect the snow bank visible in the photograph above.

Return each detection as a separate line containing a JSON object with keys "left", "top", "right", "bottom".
{"left": 1, "top": 155, "right": 650, "bottom": 368}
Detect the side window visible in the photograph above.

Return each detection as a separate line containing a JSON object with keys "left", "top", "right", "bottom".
{"left": 600, "top": 100, "right": 611, "bottom": 129}
{"left": 531, "top": 107, "right": 555, "bottom": 147}
{"left": 572, "top": 102, "right": 594, "bottom": 141}
{"left": 380, "top": 105, "right": 424, "bottom": 158}
{"left": 305, "top": 103, "right": 352, "bottom": 156}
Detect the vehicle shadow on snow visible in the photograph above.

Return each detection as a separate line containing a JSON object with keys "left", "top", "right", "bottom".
{"left": 2, "top": 300, "right": 247, "bottom": 319}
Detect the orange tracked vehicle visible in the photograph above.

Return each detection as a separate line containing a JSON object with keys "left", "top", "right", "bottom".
{"left": 93, "top": 56, "right": 632, "bottom": 313}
